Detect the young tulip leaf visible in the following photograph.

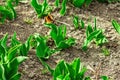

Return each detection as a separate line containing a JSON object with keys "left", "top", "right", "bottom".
{"left": 11, "top": 32, "right": 20, "bottom": 47}
{"left": 20, "top": 35, "right": 32, "bottom": 56}
{"left": 0, "top": 0, "right": 18, "bottom": 24}
{"left": 7, "top": 0, "right": 17, "bottom": 18}
{"left": 60, "top": 0, "right": 67, "bottom": 15}
{"left": 95, "top": 32, "right": 108, "bottom": 46}
{"left": 0, "top": 64, "right": 6, "bottom": 80}
{"left": 83, "top": 19, "right": 108, "bottom": 51}
{"left": 73, "top": 15, "right": 79, "bottom": 29}
{"left": 82, "top": 30, "right": 101, "bottom": 51}
{"left": 31, "top": 0, "right": 42, "bottom": 15}
{"left": 53, "top": 60, "right": 67, "bottom": 80}
{"left": 63, "top": 73, "right": 70, "bottom": 80}
{"left": 80, "top": 19, "right": 85, "bottom": 29}
{"left": 34, "top": 34, "right": 56, "bottom": 60}
{"left": 94, "top": 18, "right": 97, "bottom": 30}
{"left": 7, "top": 44, "right": 22, "bottom": 61}
{"left": 86, "top": 25, "right": 93, "bottom": 37}
{"left": 112, "top": 20, "right": 120, "bottom": 34}
{"left": 45, "top": 24, "right": 75, "bottom": 50}
{"left": 58, "top": 38, "right": 75, "bottom": 49}
{"left": 101, "top": 76, "right": 109, "bottom": 80}
{"left": 42, "top": 0, "right": 48, "bottom": 12}
{"left": 51, "top": 58, "right": 89, "bottom": 80}
{"left": 31, "top": 0, "right": 51, "bottom": 18}
{"left": 72, "top": 0, "right": 85, "bottom": 7}
{"left": 45, "top": 23, "right": 58, "bottom": 40}
{"left": 0, "top": 5, "right": 14, "bottom": 23}
{"left": 9, "top": 73, "right": 21, "bottom": 80}
{"left": 7, "top": 56, "right": 27, "bottom": 79}
{"left": 36, "top": 36, "right": 49, "bottom": 59}
{"left": 84, "top": 0, "right": 92, "bottom": 7}
{"left": 0, "top": 33, "right": 8, "bottom": 54}
{"left": 55, "top": 0, "right": 60, "bottom": 7}
{"left": 0, "top": 33, "right": 28, "bottom": 80}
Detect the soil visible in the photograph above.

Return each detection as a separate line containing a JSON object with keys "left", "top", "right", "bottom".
{"left": 0, "top": 0, "right": 120, "bottom": 80}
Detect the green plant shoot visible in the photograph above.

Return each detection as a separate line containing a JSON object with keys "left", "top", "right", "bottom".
{"left": 112, "top": 20, "right": 120, "bottom": 34}
{"left": 42, "top": 58, "right": 91, "bottom": 80}
{"left": 71, "top": 0, "right": 85, "bottom": 7}
{"left": 31, "top": 0, "right": 52, "bottom": 18}
{"left": 10, "top": 32, "right": 32, "bottom": 56}
{"left": 73, "top": 15, "right": 85, "bottom": 29}
{"left": 60, "top": 0, "right": 67, "bottom": 15}
{"left": 55, "top": 0, "right": 60, "bottom": 7}
{"left": 101, "top": 76, "right": 109, "bottom": 80}
{"left": 45, "top": 24, "right": 75, "bottom": 50}
{"left": 82, "top": 19, "right": 108, "bottom": 51}
{"left": 73, "top": 15, "right": 79, "bottom": 29}
{"left": 0, "top": 34, "right": 27, "bottom": 80}
{"left": 33, "top": 33, "right": 56, "bottom": 60}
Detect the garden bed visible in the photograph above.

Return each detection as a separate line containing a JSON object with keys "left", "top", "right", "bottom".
{"left": 0, "top": 0, "right": 120, "bottom": 80}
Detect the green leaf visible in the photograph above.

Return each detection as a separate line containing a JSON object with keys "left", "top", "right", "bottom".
{"left": 31, "top": 0, "right": 42, "bottom": 14}
{"left": 35, "top": 35, "right": 54, "bottom": 59}
{"left": 71, "top": 58, "right": 80, "bottom": 76}
{"left": 31, "top": 0, "right": 51, "bottom": 18}
{"left": 7, "top": 0, "right": 19, "bottom": 6}
{"left": 31, "top": 0, "right": 43, "bottom": 18}
{"left": 63, "top": 73, "right": 70, "bottom": 80}
{"left": 60, "top": 0, "right": 67, "bottom": 15}
{"left": 7, "top": 44, "right": 22, "bottom": 61}
{"left": 0, "top": 64, "right": 6, "bottom": 80}
{"left": 78, "top": 67, "right": 87, "bottom": 79}
{"left": 55, "top": 0, "right": 60, "bottom": 7}
{"left": 36, "top": 37, "right": 48, "bottom": 58}
{"left": 56, "top": 75, "right": 64, "bottom": 80}
{"left": 86, "top": 26, "right": 91, "bottom": 37}
{"left": 57, "top": 38, "right": 75, "bottom": 49}
{"left": 53, "top": 60, "right": 67, "bottom": 80}
{"left": 42, "top": 0, "right": 48, "bottom": 13}
{"left": 112, "top": 20, "right": 120, "bottom": 34}
{"left": 101, "top": 76, "right": 109, "bottom": 80}
{"left": 80, "top": 19, "right": 85, "bottom": 29}
{"left": 9, "top": 73, "right": 21, "bottom": 80}
{"left": 52, "top": 58, "right": 88, "bottom": 80}
{"left": 95, "top": 31, "right": 108, "bottom": 46}
{"left": 66, "top": 63, "right": 75, "bottom": 80}
{"left": 72, "top": 0, "right": 85, "bottom": 7}
{"left": 55, "top": 26, "right": 66, "bottom": 45}
{"left": 10, "top": 32, "right": 20, "bottom": 47}
{"left": 84, "top": 0, "right": 92, "bottom": 7}
{"left": 84, "top": 77, "right": 91, "bottom": 80}
{"left": 7, "top": 56, "right": 27, "bottom": 79}
{"left": 86, "top": 25, "right": 93, "bottom": 37}
{"left": 0, "top": 5, "right": 14, "bottom": 23}
{"left": 7, "top": 0, "right": 17, "bottom": 18}
{"left": 94, "top": 18, "right": 97, "bottom": 30}
{"left": 45, "top": 24, "right": 66, "bottom": 46}
{"left": 73, "top": 15, "right": 79, "bottom": 29}
{"left": 20, "top": 35, "right": 32, "bottom": 56}
{"left": 82, "top": 30, "right": 101, "bottom": 51}
{"left": 46, "top": 24, "right": 75, "bottom": 50}
{"left": 45, "top": 24, "right": 58, "bottom": 40}
{"left": 0, "top": 33, "right": 8, "bottom": 54}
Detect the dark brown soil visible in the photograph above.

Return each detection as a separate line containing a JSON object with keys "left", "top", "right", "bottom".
{"left": 0, "top": 0, "right": 120, "bottom": 80}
